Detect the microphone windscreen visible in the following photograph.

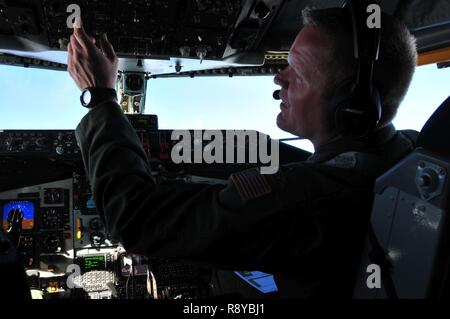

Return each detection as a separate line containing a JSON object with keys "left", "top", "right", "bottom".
{"left": 273, "top": 90, "right": 281, "bottom": 100}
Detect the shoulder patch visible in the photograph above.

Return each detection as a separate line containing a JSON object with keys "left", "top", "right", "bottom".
{"left": 230, "top": 168, "right": 272, "bottom": 202}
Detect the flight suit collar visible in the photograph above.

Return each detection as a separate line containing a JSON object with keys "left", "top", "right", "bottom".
{"left": 306, "top": 124, "right": 396, "bottom": 165}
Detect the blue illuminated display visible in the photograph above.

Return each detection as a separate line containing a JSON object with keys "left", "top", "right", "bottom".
{"left": 86, "top": 196, "right": 96, "bottom": 209}
{"left": 2, "top": 201, "right": 35, "bottom": 230}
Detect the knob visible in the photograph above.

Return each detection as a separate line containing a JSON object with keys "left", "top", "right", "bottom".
{"left": 4, "top": 138, "right": 12, "bottom": 147}
{"left": 89, "top": 218, "right": 103, "bottom": 231}
{"left": 417, "top": 175, "right": 431, "bottom": 187}
{"left": 175, "top": 61, "right": 182, "bottom": 73}
{"left": 196, "top": 47, "right": 207, "bottom": 64}
{"left": 35, "top": 137, "right": 48, "bottom": 146}
{"left": 418, "top": 169, "right": 439, "bottom": 191}
{"left": 179, "top": 46, "right": 191, "bottom": 57}
{"left": 90, "top": 232, "right": 106, "bottom": 247}
{"left": 20, "top": 142, "right": 29, "bottom": 151}
{"left": 55, "top": 146, "right": 65, "bottom": 155}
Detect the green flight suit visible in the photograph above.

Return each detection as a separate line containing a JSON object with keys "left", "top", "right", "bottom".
{"left": 75, "top": 101, "right": 415, "bottom": 298}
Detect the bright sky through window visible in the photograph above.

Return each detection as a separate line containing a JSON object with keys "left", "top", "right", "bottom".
{"left": 0, "top": 64, "right": 449, "bottom": 153}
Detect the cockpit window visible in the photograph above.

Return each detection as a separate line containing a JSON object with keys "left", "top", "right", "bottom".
{"left": 393, "top": 64, "right": 450, "bottom": 132}
{"left": 146, "top": 65, "right": 450, "bottom": 152}
{"left": 0, "top": 63, "right": 449, "bottom": 155}
{"left": 145, "top": 75, "right": 316, "bottom": 152}
{"left": 146, "top": 75, "right": 297, "bottom": 139}
{"left": 0, "top": 65, "right": 87, "bottom": 129}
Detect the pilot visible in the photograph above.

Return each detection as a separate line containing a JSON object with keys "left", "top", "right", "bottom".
{"left": 67, "top": 7, "right": 417, "bottom": 298}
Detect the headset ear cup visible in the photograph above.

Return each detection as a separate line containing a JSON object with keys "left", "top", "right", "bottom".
{"left": 334, "top": 97, "right": 367, "bottom": 137}
{"left": 334, "top": 87, "right": 382, "bottom": 138}
{"left": 330, "top": 79, "right": 356, "bottom": 133}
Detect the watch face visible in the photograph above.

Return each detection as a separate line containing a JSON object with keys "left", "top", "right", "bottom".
{"left": 82, "top": 90, "right": 92, "bottom": 106}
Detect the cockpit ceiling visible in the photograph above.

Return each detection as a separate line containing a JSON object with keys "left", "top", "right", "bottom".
{"left": 0, "top": 0, "right": 449, "bottom": 75}
{"left": 262, "top": 0, "right": 450, "bottom": 52}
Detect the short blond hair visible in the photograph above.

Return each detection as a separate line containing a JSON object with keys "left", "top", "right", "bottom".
{"left": 302, "top": 7, "right": 418, "bottom": 126}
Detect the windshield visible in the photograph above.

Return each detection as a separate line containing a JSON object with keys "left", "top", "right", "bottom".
{"left": 0, "top": 65, "right": 88, "bottom": 129}
{"left": 0, "top": 63, "right": 449, "bottom": 154}
{"left": 394, "top": 64, "right": 450, "bottom": 132}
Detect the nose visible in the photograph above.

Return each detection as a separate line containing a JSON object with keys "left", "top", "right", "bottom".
{"left": 274, "top": 67, "right": 289, "bottom": 89}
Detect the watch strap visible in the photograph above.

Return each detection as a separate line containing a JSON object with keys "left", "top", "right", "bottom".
{"left": 81, "top": 88, "right": 117, "bottom": 108}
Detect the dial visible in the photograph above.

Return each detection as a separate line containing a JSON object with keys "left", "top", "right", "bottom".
{"left": 42, "top": 208, "right": 62, "bottom": 229}
{"left": 44, "top": 189, "right": 64, "bottom": 204}
{"left": 44, "top": 234, "right": 61, "bottom": 252}
{"left": 55, "top": 146, "right": 65, "bottom": 155}
{"left": 35, "top": 137, "right": 48, "bottom": 147}
{"left": 89, "top": 217, "right": 103, "bottom": 231}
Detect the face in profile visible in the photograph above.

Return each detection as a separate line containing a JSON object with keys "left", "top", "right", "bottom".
{"left": 274, "top": 26, "right": 333, "bottom": 144}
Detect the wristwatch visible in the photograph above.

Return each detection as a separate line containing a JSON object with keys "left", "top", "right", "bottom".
{"left": 80, "top": 88, "right": 118, "bottom": 109}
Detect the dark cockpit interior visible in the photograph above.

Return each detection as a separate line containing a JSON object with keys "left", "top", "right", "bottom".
{"left": 0, "top": 0, "right": 450, "bottom": 303}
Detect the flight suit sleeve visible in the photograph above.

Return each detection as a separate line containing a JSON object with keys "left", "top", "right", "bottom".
{"left": 74, "top": 102, "right": 348, "bottom": 271}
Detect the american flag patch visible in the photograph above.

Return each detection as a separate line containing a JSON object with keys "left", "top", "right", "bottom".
{"left": 230, "top": 169, "right": 272, "bottom": 202}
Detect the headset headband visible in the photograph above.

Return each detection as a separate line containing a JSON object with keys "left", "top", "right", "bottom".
{"left": 344, "top": 0, "right": 381, "bottom": 98}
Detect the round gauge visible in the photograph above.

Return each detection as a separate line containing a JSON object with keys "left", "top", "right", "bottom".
{"left": 44, "top": 189, "right": 63, "bottom": 204}
{"left": 44, "top": 235, "right": 60, "bottom": 252}
{"left": 42, "top": 208, "right": 61, "bottom": 229}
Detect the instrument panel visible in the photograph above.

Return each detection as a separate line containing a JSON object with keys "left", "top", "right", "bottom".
{"left": 0, "top": 176, "right": 212, "bottom": 299}
{"left": 0, "top": 115, "right": 308, "bottom": 299}
{"left": 0, "top": 0, "right": 284, "bottom": 59}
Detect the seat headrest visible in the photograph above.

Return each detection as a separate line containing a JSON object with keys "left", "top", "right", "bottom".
{"left": 417, "top": 96, "right": 450, "bottom": 156}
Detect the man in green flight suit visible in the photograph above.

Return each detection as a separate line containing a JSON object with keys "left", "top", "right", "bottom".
{"left": 68, "top": 7, "right": 417, "bottom": 298}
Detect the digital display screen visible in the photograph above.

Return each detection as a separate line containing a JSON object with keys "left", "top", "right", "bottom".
{"left": 234, "top": 271, "right": 278, "bottom": 294}
{"left": 80, "top": 194, "right": 97, "bottom": 215}
{"left": 86, "top": 196, "right": 96, "bottom": 210}
{"left": 2, "top": 200, "right": 35, "bottom": 231}
{"left": 81, "top": 255, "right": 106, "bottom": 271}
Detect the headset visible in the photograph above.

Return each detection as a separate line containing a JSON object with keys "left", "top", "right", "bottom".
{"left": 332, "top": 0, "right": 382, "bottom": 138}
{"left": 273, "top": 0, "right": 382, "bottom": 138}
